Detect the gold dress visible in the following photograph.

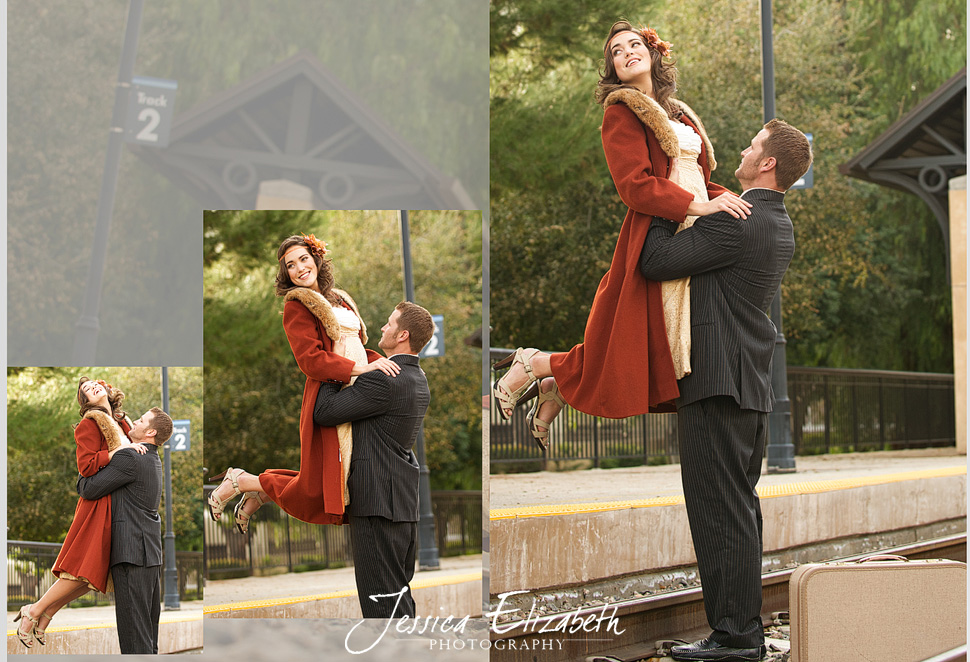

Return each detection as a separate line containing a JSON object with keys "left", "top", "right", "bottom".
{"left": 330, "top": 303, "right": 368, "bottom": 505}
{"left": 662, "top": 119, "right": 709, "bottom": 379}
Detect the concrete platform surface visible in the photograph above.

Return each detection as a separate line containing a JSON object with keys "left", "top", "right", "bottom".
{"left": 205, "top": 554, "right": 483, "bottom": 619}
{"left": 490, "top": 448, "right": 966, "bottom": 510}
{"left": 489, "top": 449, "right": 967, "bottom": 595}
{"left": 7, "top": 600, "right": 202, "bottom": 655}
{"left": 205, "top": 553, "right": 481, "bottom": 604}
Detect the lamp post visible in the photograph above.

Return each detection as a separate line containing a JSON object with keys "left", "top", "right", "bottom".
{"left": 161, "top": 367, "right": 180, "bottom": 608}
{"left": 399, "top": 210, "right": 440, "bottom": 569}
{"left": 72, "top": 0, "right": 144, "bottom": 363}
{"left": 760, "top": 0, "right": 796, "bottom": 473}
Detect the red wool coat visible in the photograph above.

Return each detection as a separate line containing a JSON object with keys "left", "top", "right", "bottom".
{"left": 260, "top": 289, "right": 380, "bottom": 525}
{"left": 52, "top": 415, "right": 131, "bottom": 593}
{"left": 550, "top": 91, "right": 729, "bottom": 418}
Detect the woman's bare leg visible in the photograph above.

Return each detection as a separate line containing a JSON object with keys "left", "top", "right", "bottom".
{"left": 234, "top": 473, "right": 269, "bottom": 518}
{"left": 536, "top": 377, "right": 564, "bottom": 424}
{"left": 20, "top": 578, "right": 89, "bottom": 638}
{"left": 499, "top": 350, "right": 553, "bottom": 394}
{"left": 210, "top": 470, "right": 268, "bottom": 518}
{"left": 36, "top": 582, "right": 91, "bottom": 632}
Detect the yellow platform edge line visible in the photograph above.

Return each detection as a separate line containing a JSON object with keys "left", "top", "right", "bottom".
{"left": 202, "top": 570, "right": 482, "bottom": 614}
{"left": 7, "top": 615, "right": 200, "bottom": 636}
{"left": 490, "top": 465, "right": 967, "bottom": 520}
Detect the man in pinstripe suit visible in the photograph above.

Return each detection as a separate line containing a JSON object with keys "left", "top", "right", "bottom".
{"left": 314, "top": 301, "right": 434, "bottom": 618}
{"left": 640, "top": 120, "right": 812, "bottom": 662}
{"left": 77, "top": 407, "right": 174, "bottom": 654}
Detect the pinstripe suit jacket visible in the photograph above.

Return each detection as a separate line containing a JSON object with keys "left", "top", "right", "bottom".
{"left": 313, "top": 354, "right": 430, "bottom": 522}
{"left": 77, "top": 444, "right": 164, "bottom": 567}
{"left": 640, "top": 188, "right": 794, "bottom": 412}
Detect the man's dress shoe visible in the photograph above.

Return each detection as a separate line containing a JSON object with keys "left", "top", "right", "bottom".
{"left": 670, "top": 637, "right": 765, "bottom": 661}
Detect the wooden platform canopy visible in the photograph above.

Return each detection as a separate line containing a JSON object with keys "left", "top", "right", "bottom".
{"left": 129, "top": 51, "right": 475, "bottom": 210}
{"left": 841, "top": 68, "right": 966, "bottom": 277}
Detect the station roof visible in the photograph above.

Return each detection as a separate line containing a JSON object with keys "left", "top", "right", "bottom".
{"left": 841, "top": 68, "right": 966, "bottom": 276}
{"left": 129, "top": 51, "right": 475, "bottom": 210}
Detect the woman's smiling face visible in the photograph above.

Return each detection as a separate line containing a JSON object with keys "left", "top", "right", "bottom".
{"left": 79, "top": 380, "right": 109, "bottom": 407}
{"left": 284, "top": 246, "right": 320, "bottom": 291}
{"left": 609, "top": 30, "right": 652, "bottom": 85}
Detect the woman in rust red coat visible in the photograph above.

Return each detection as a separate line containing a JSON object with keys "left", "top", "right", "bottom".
{"left": 493, "top": 21, "right": 752, "bottom": 449}
{"left": 14, "top": 378, "right": 147, "bottom": 648}
{"left": 206, "top": 234, "right": 400, "bottom": 532}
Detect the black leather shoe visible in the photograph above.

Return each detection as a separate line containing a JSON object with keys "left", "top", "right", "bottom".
{"left": 670, "top": 637, "right": 765, "bottom": 661}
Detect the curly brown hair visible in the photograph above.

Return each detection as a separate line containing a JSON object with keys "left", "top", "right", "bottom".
{"left": 76, "top": 376, "right": 127, "bottom": 421}
{"left": 274, "top": 235, "right": 341, "bottom": 305}
{"left": 594, "top": 20, "right": 680, "bottom": 119}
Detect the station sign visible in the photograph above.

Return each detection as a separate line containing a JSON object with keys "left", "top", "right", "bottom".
{"left": 125, "top": 76, "right": 178, "bottom": 147}
{"left": 170, "top": 419, "right": 191, "bottom": 451}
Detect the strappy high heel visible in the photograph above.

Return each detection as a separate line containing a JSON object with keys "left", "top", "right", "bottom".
{"left": 234, "top": 492, "right": 266, "bottom": 534}
{"left": 34, "top": 611, "right": 53, "bottom": 645}
{"left": 207, "top": 468, "right": 243, "bottom": 521}
{"left": 527, "top": 379, "right": 567, "bottom": 451}
{"left": 14, "top": 604, "right": 39, "bottom": 648}
{"left": 493, "top": 348, "right": 541, "bottom": 420}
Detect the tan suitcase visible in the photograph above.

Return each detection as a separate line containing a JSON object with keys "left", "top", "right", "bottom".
{"left": 790, "top": 554, "right": 966, "bottom": 662}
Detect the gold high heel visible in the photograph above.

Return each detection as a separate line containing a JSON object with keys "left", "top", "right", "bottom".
{"left": 234, "top": 492, "right": 266, "bottom": 534}
{"left": 34, "top": 611, "right": 53, "bottom": 645}
{"left": 207, "top": 468, "right": 243, "bottom": 521}
{"left": 13, "top": 605, "right": 39, "bottom": 648}
{"left": 527, "top": 379, "right": 566, "bottom": 451}
{"left": 492, "top": 348, "right": 541, "bottom": 420}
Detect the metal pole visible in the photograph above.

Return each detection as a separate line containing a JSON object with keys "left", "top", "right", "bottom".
{"left": 399, "top": 210, "right": 440, "bottom": 570}
{"left": 761, "top": 0, "right": 796, "bottom": 472}
{"left": 72, "top": 0, "right": 145, "bottom": 363}
{"left": 161, "top": 368, "right": 180, "bottom": 608}
{"left": 482, "top": 208, "right": 490, "bottom": 615}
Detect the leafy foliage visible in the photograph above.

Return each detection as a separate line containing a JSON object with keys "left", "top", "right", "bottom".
{"left": 203, "top": 211, "right": 482, "bottom": 490}
{"left": 7, "top": 367, "right": 204, "bottom": 550}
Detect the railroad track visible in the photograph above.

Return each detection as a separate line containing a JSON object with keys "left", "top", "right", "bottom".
{"left": 488, "top": 533, "right": 966, "bottom": 662}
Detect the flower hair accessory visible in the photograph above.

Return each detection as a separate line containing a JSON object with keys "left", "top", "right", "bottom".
{"left": 301, "top": 233, "right": 329, "bottom": 258}
{"left": 96, "top": 379, "right": 113, "bottom": 390}
{"left": 640, "top": 26, "right": 672, "bottom": 57}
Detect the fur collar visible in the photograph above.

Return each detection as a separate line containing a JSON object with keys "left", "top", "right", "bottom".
{"left": 83, "top": 410, "right": 130, "bottom": 452}
{"left": 603, "top": 88, "right": 717, "bottom": 171}
{"left": 283, "top": 287, "right": 368, "bottom": 344}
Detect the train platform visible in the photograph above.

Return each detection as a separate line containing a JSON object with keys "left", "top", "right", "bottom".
{"left": 6, "top": 599, "right": 203, "bottom": 655}
{"left": 204, "top": 553, "right": 483, "bottom": 619}
{"left": 489, "top": 448, "right": 967, "bottom": 605}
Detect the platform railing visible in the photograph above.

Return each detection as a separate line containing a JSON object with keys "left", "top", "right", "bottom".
{"left": 202, "top": 489, "right": 482, "bottom": 580}
{"left": 6, "top": 541, "right": 203, "bottom": 609}
{"left": 489, "top": 348, "right": 956, "bottom": 466}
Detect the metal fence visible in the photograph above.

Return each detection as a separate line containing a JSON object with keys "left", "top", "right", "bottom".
{"left": 7, "top": 541, "right": 203, "bottom": 609}
{"left": 789, "top": 367, "right": 956, "bottom": 454}
{"left": 489, "top": 348, "right": 956, "bottom": 466}
{"left": 203, "top": 488, "right": 482, "bottom": 580}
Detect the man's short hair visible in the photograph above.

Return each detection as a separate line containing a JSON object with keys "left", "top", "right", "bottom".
{"left": 148, "top": 407, "right": 174, "bottom": 444}
{"left": 762, "top": 118, "right": 813, "bottom": 191}
{"left": 395, "top": 301, "right": 435, "bottom": 353}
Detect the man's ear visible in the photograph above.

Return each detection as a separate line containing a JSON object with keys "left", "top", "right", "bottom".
{"left": 760, "top": 156, "right": 777, "bottom": 173}
{"left": 145, "top": 428, "right": 157, "bottom": 438}
{"left": 399, "top": 329, "right": 410, "bottom": 344}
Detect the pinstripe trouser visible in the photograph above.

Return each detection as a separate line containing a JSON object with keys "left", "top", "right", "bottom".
{"left": 349, "top": 515, "right": 417, "bottom": 619}
{"left": 677, "top": 396, "right": 767, "bottom": 649}
{"left": 111, "top": 563, "right": 161, "bottom": 654}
